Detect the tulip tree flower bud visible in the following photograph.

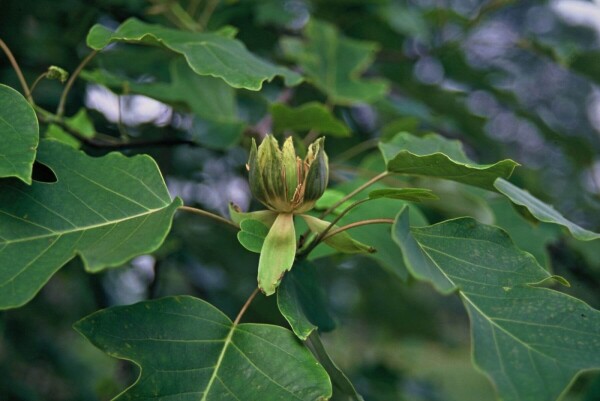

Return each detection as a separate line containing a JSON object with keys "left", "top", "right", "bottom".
{"left": 238, "top": 135, "right": 371, "bottom": 296}
{"left": 248, "top": 135, "right": 328, "bottom": 214}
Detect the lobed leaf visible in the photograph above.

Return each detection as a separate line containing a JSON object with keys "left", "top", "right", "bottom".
{"left": 75, "top": 296, "right": 332, "bottom": 401}
{"left": 282, "top": 20, "right": 388, "bottom": 105}
{"left": 86, "top": 18, "right": 302, "bottom": 91}
{"left": 379, "top": 132, "right": 518, "bottom": 191}
{"left": 393, "top": 207, "right": 600, "bottom": 401}
{"left": 0, "top": 140, "right": 181, "bottom": 309}
{"left": 0, "top": 84, "right": 39, "bottom": 184}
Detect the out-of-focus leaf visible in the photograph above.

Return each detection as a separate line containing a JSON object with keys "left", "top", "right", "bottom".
{"left": 0, "top": 84, "right": 38, "bottom": 184}
{"left": 237, "top": 219, "right": 269, "bottom": 253}
{"left": 83, "top": 59, "right": 244, "bottom": 149}
{"left": 306, "top": 333, "right": 364, "bottom": 401}
{"left": 495, "top": 178, "right": 600, "bottom": 241}
{"left": 277, "top": 261, "right": 335, "bottom": 340}
{"left": 301, "top": 214, "right": 374, "bottom": 255}
{"left": 394, "top": 207, "right": 600, "bottom": 401}
{"left": 271, "top": 102, "right": 350, "bottom": 137}
{"left": 0, "top": 140, "right": 181, "bottom": 309}
{"left": 281, "top": 19, "right": 388, "bottom": 105}
{"left": 380, "top": 132, "right": 518, "bottom": 191}
{"left": 75, "top": 296, "right": 332, "bottom": 401}
{"left": 45, "top": 109, "right": 95, "bottom": 148}
{"left": 368, "top": 188, "right": 438, "bottom": 202}
{"left": 86, "top": 18, "right": 302, "bottom": 90}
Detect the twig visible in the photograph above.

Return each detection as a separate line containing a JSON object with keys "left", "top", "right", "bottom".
{"left": 233, "top": 287, "right": 260, "bottom": 325}
{"left": 199, "top": 0, "right": 220, "bottom": 29}
{"left": 57, "top": 50, "right": 98, "bottom": 117}
{"left": 29, "top": 72, "right": 48, "bottom": 96}
{"left": 178, "top": 205, "right": 239, "bottom": 229}
{"left": 0, "top": 38, "right": 32, "bottom": 102}
{"left": 322, "top": 218, "right": 394, "bottom": 240}
{"left": 319, "top": 171, "right": 390, "bottom": 219}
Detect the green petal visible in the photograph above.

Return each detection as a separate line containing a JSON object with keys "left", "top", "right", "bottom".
{"left": 282, "top": 137, "right": 299, "bottom": 201}
{"left": 301, "top": 214, "right": 374, "bottom": 254}
{"left": 303, "top": 138, "right": 329, "bottom": 202}
{"left": 259, "top": 135, "right": 286, "bottom": 207}
{"left": 248, "top": 139, "right": 269, "bottom": 206}
{"left": 258, "top": 213, "right": 296, "bottom": 295}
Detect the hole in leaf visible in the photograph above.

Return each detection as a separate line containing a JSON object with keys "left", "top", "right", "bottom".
{"left": 31, "top": 161, "right": 57, "bottom": 183}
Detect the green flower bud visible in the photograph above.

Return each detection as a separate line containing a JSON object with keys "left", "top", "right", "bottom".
{"left": 248, "top": 135, "right": 329, "bottom": 213}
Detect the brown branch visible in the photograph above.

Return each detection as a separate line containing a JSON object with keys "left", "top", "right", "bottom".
{"left": 233, "top": 287, "right": 260, "bottom": 325}
{"left": 0, "top": 38, "right": 32, "bottom": 102}
{"left": 57, "top": 50, "right": 98, "bottom": 117}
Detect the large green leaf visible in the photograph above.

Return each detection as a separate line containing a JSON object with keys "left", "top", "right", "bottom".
{"left": 277, "top": 261, "right": 335, "bottom": 340}
{"left": 74, "top": 296, "right": 332, "bottom": 401}
{"left": 0, "top": 84, "right": 38, "bottom": 184}
{"left": 0, "top": 140, "right": 181, "bottom": 309}
{"left": 494, "top": 178, "right": 600, "bottom": 241}
{"left": 83, "top": 59, "right": 245, "bottom": 149}
{"left": 379, "top": 132, "right": 518, "bottom": 191}
{"left": 281, "top": 20, "right": 388, "bottom": 105}
{"left": 86, "top": 18, "right": 302, "bottom": 90}
{"left": 271, "top": 102, "right": 350, "bottom": 137}
{"left": 393, "top": 208, "right": 600, "bottom": 401}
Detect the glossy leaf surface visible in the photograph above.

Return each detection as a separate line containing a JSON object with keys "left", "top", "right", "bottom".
{"left": 0, "top": 140, "right": 181, "bottom": 309}
{"left": 393, "top": 208, "right": 600, "bottom": 401}
{"left": 75, "top": 296, "right": 332, "bottom": 401}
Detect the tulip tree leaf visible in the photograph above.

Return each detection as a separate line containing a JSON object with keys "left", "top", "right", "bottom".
{"left": 86, "top": 18, "right": 302, "bottom": 91}
{"left": 494, "top": 178, "right": 600, "bottom": 241}
{"left": 0, "top": 140, "right": 181, "bottom": 309}
{"left": 74, "top": 296, "right": 332, "bottom": 401}
{"left": 368, "top": 188, "right": 438, "bottom": 202}
{"left": 393, "top": 207, "right": 600, "bottom": 401}
{"left": 281, "top": 19, "right": 388, "bottom": 105}
{"left": 271, "top": 102, "right": 350, "bottom": 137}
{"left": 379, "top": 132, "right": 518, "bottom": 191}
{"left": 258, "top": 213, "right": 296, "bottom": 296}
{"left": 277, "top": 261, "right": 336, "bottom": 340}
{"left": 237, "top": 219, "right": 270, "bottom": 253}
{"left": 0, "top": 84, "right": 39, "bottom": 184}
{"left": 82, "top": 59, "right": 245, "bottom": 149}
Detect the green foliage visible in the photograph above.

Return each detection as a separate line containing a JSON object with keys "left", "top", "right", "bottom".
{"left": 1, "top": 1, "right": 599, "bottom": 400}
{"left": 380, "top": 132, "right": 518, "bottom": 190}
{"left": 75, "top": 296, "right": 332, "bottom": 400}
{"left": 0, "top": 84, "right": 38, "bottom": 183}
{"left": 271, "top": 102, "right": 350, "bottom": 137}
{"left": 281, "top": 20, "right": 389, "bottom": 105}
{"left": 87, "top": 18, "right": 302, "bottom": 90}
{"left": 0, "top": 140, "right": 181, "bottom": 308}
{"left": 393, "top": 207, "right": 600, "bottom": 401}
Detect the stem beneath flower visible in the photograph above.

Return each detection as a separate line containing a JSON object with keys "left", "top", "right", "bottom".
{"left": 319, "top": 171, "right": 390, "bottom": 219}
{"left": 178, "top": 205, "right": 239, "bottom": 229}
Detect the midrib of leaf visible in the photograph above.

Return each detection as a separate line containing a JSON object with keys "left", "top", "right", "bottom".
{"left": 201, "top": 324, "right": 306, "bottom": 401}
{"left": 0, "top": 207, "right": 167, "bottom": 245}
{"left": 201, "top": 320, "right": 237, "bottom": 401}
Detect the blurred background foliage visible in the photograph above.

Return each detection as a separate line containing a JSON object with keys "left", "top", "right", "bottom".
{"left": 1, "top": 0, "right": 600, "bottom": 400}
